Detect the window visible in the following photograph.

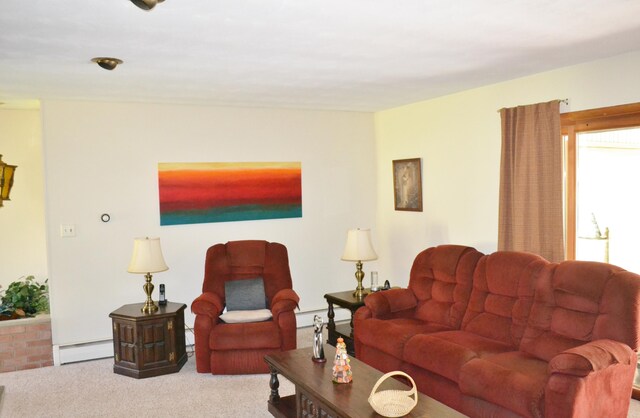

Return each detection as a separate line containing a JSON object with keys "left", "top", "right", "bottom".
{"left": 561, "top": 102, "right": 640, "bottom": 261}
{"left": 562, "top": 103, "right": 640, "bottom": 400}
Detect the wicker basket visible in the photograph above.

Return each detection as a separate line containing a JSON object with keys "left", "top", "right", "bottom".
{"left": 368, "top": 371, "right": 418, "bottom": 417}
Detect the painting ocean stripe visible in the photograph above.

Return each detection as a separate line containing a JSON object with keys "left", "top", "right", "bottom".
{"left": 160, "top": 204, "right": 302, "bottom": 225}
{"left": 158, "top": 162, "right": 302, "bottom": 225}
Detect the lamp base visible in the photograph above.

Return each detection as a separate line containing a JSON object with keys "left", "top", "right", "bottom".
{"left": 141, "top": 273, "right": 159, "bottom": 314}
{"left": 352, "top": 261, "right": 368, "bottom": 299}
{"left": 141, "top": 300, "right": 158, "bottom": 314}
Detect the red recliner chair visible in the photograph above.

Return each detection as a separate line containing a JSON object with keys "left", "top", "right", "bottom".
{"left": 191, "top": 240, "right": 299, "bottom": 374}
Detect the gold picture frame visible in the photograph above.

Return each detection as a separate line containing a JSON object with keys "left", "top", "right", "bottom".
{"left": 392, "top": 158, "right": 423, "bottom": 212}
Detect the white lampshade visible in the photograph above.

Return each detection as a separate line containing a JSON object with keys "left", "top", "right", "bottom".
{"left": 127, "top": 237, "right": 169, "bottom": 274}
{"left": 341, "top": 228, "right": 378, "bottom": 262}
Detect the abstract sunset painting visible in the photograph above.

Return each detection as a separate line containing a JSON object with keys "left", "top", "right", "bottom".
{"left": 158, "top": 162, "right": 302, "bottom": 225}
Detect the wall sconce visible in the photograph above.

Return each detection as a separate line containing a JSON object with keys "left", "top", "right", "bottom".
{"left": 0, "top": 154, "right": 17, "bottom": 208}
{"left": 130, "top": 0, "right": 165, "bottom": 10}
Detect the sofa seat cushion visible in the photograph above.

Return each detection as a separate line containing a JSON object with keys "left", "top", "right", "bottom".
{"left": 219, "top": 308, "right": 272, "bottom": 324}
{"left": 358, "top": 318, "right": 451, "bottom": 358}
{"left": 210, "top": 320, "right": 281, "bottom": 350}
{"left": 403, "top": 330, "right": 513, "bottom": 383}
{"left": 459, "top": 351, "right": 548, "bottom": 418}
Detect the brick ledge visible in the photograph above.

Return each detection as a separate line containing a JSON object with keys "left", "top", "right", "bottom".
{"left": 0, "top": 315, "right": 53, "bottom": 373}
{"left": 0, "top": 314, "right": 50, "bottom": 328}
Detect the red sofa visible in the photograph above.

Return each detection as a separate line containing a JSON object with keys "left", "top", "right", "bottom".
{"left": 354, "top": 245, "right": 640, "bottom": 418}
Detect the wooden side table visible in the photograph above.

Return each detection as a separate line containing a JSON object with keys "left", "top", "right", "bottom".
{"left": 109, "top": 301, "right": 187, "bottom": 379}
{"left": 324, "top": 290, "right": 367, "bottom": 357}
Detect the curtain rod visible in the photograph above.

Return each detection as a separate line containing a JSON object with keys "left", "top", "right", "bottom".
{"left": 497, "top": 98, "right": 569, "bottom": 113}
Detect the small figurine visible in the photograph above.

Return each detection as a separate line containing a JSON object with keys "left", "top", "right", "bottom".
{"left": 312, "top": 315, "right": 326, "bottom": 363}
{"left": 332, "top": 337, "right": 352, "bottom": 383}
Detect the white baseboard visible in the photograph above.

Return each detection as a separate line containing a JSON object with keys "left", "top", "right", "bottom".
{"left": 53, "top": 339, "right": 114, "bottom": 366}
{"left": 53, "top": 308, "right": 352, "bottom": 365}
{"left": 296, "top": 307, "right": 351, "bottom": 328}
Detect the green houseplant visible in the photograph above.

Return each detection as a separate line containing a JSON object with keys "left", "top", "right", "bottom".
{"left": 0, "top": 276, "right": 49, "bottom": 319}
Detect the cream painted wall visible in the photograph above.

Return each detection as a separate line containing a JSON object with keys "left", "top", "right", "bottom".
{"left": 0, "top": 109, "right": 48, "bottom": 288}
{"left": 17, "top": 49, "right": 640, "bottom": 349}
{"left": 374, "top": 50, "right": 640, "bottom": 287}
{"left": 41, "top": 100, "right": 377, "bottom": 346}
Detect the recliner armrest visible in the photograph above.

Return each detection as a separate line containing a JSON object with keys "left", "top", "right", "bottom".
{"left": 549, "top": 338, "right": 634, "bottom": 377}
{"left": 191, "top": 292, "right": 224, "bottom": 318}
{"left": 363, "top": 288, "right": 417, "bottom": 319}
{"left": 271, "top": 288, "right": 300, "bottom": 317}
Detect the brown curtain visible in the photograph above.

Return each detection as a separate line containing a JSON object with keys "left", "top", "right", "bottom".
{"left": 498, "top": 100, "right": 564, "bottom": 262}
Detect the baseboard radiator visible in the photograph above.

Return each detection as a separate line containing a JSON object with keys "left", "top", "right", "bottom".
{"left": 53, "top": 308, "right": 350, "bottom": 365}
{"left": 53, "top": 339, "right": 115, "bottom": 366}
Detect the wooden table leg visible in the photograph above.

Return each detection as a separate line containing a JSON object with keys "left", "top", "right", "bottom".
{"left": 349, "top": 308, "right": 356, "bottom": 336}
{"left": 269, "top": 366, "right": 280, "bottom": 404}
{"left": 327, "top": 301, "right": 336, "bottom": 345}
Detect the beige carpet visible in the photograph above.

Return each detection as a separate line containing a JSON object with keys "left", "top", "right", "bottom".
{"left": 1, "top": 356, "right": 293, "bottom": 417}
{"left": 0, "top": 328, "right": 316, "bottom": 418}
{"left": 1, "top": 327, "right": 640, "bottom": 417}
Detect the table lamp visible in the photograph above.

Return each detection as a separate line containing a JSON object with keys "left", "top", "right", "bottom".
{"left": 127, "top": 237, "right": 168, "bottom": 313}
{"left": 341, "top": 228, "right": 378, "bottom": 299}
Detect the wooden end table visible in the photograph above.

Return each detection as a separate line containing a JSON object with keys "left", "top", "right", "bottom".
{"left": 109, "top": 301, "right": 187, "bottom": 378}
{"left": 324, "top": 290, "right": 368, "bottom": 357}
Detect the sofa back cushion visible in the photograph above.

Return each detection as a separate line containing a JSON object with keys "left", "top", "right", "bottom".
{"left": 409, "top": 245, "right": 483, "bottom": 329}
{"left": 520, "top": 260, "right": 640, "bottom": 361}
{"left": 461, "top": 251, "right": 551, "bottom": 348}
{"left": 202, "top": 240, "right": 293, "bottom": 304}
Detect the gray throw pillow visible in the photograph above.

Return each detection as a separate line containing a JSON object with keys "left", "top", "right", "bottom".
{"left": 224, "top": 277, "right": 267, "bottom": 311}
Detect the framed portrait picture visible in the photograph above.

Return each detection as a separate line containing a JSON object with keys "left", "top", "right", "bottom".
{"left": 392, "top": 158, "right": 423, "bottom": 212}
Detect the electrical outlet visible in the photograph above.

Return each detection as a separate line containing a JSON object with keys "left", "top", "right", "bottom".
{"left": 60, "top": 224, "right": 76, "bottom": 237}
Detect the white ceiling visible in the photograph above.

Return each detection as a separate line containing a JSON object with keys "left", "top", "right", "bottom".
{"left": 1, "top": 0, "right": 640, "bottom": 112}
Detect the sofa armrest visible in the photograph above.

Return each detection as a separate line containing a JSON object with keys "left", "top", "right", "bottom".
{"left": 271, "top": 288, "right": 300, "bottom": 318}
{"left": 270, "top": 288, "right": 299, "bottom": 350}
{"left": 363, "top": 288, "right": 417, "bottom": 319}
{"left": 549, "top": 339, "right": 635, "bottom": 377}
{"left": 191, "top": 291, "right": 224, "bottom": 319}
{"left": 545, "top": 339, "right": 636, "bottom": 417}
{"left": 191, "top": 292, "right": 223, "bottom": 374}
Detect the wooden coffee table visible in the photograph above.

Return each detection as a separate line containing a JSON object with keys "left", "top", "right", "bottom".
{"left": 264, "top": 345, "right": 466, "bottom": 418}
